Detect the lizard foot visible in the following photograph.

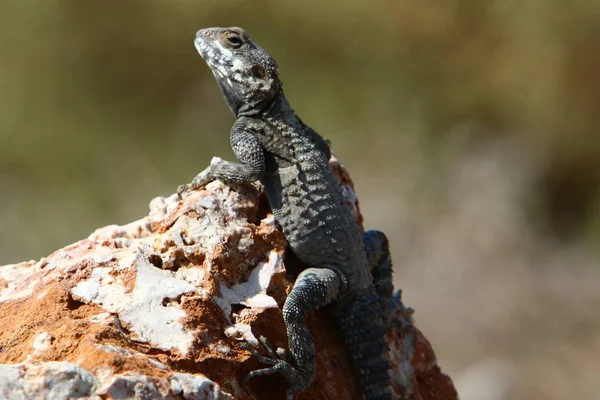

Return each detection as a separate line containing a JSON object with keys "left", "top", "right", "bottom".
{"left": 241, "top": 336, "right": 302, "bottom": 400}
{"left": 176, "top": 184, "right": 192, "bottom": 199}
{"left": 176, "top": 168, "right": 213, "bottom": 199}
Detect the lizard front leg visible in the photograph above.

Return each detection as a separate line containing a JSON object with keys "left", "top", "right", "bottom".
{"left": 244, "top": 267, "right": 344, "bottom": 399}
{"left": 177, "top": 118, "right": 265, "bottom": 196}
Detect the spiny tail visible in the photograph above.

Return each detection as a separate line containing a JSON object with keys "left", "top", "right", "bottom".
{"left": 334, "top": 287, "right": 392, "bottom": 400}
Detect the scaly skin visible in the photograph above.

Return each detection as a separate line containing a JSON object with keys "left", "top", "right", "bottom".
{"left": 178, "top": 27, "right": 395, "bottom": 400}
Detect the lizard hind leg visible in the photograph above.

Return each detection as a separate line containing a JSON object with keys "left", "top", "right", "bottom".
{"left": 363, "top": 230, "right": 394, "bottom": 324}
{"left": 243, "top": 267, "right": 344, "bottom": 399}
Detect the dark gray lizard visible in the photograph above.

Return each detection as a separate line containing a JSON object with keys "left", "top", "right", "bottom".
{"left": 177, "top": 27, "right": 395, "bottom": 400}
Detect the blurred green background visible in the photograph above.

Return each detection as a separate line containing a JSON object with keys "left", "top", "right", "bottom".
{"left": 1, "top": 1, "right": 599, "bottom": 399}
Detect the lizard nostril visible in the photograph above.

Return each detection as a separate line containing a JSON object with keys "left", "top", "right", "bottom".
{"left": 196, "top": 29, "right": 211, "bottom": 38}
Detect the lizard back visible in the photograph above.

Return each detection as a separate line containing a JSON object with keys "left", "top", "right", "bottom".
{"left": 258, "top": 114, "right": 371, "bottom": 292}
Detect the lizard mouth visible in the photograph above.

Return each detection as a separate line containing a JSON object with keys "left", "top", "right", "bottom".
{"left": 194, "top": 36, "right": 219, "bottom": 64}
{"left": 194, "top": 33, "right": 235, "bottom": 78}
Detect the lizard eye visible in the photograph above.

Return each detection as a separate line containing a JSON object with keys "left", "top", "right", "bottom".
{"left": 250, "top": 65, "right": 266, "bottom": 79}
{"left": 224, "top": 33, "right": 244, "bottom": 49}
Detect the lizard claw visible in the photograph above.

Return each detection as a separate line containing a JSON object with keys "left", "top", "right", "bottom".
{"left": 176, "top": 168, "right": 214, "bottom": 199}
{"left": 240, "top": 337, "right": 280, "bottom": 368}
{"left": 176, "top": 184, "right": 191, "bottom": 199}
{"left": 241, "top": 336, "right": 301, "bottom": 399}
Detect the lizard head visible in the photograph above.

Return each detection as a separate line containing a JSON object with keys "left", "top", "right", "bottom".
{"left": 195, "top": 27, "right": 280, "bottom": 116}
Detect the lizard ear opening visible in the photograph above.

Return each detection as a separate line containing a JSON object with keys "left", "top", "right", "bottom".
{"left": 250, "top": 65, "right": 266, "bottom": 79}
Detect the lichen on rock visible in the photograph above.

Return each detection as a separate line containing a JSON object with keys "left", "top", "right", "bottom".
{"left": 0, "top": 157, "right": 457, "bottom": 399}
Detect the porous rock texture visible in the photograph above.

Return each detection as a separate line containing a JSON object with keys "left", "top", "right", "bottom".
{"left": 0, "top": 156, "right": 458, "bottom": 400}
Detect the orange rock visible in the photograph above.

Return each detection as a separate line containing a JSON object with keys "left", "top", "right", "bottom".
{"left": 0, "top": 159, "right": 457, "bottom": 400}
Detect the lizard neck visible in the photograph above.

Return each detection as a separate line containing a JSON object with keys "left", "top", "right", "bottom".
{"left": 261, "top": 88, "right": 298, "bottom": 123}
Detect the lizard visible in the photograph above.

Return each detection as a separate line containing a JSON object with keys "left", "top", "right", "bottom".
{"left": 177, "top": 27, "right": 395, "bottom": 400}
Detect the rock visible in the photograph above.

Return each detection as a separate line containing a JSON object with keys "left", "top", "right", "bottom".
{"left": 0, "top": 156, "right": 457, "bottom": 400}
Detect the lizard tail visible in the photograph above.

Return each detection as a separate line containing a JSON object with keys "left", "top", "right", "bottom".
{"left": 333, "top": 287, "right": 392, "bottom": 400}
